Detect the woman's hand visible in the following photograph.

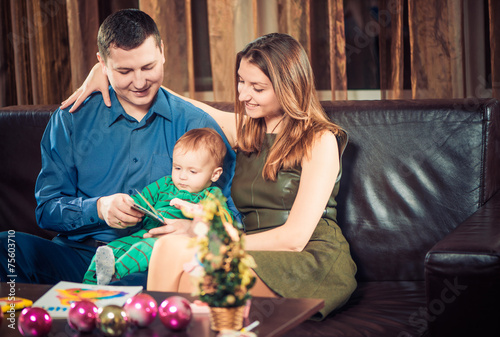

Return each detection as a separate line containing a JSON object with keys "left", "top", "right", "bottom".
{"left": 61, "top": 63, "right": 111, "bottom": 112}
{"left": 141, "top": 198, "right": 202, "bottom": 238}
{"left": 143, "top": 218, "right": 194, "bottom": 238}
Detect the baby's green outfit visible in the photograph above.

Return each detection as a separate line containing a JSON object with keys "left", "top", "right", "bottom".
{"left": 82, "top": 175, "right": 229, "bottom": 284}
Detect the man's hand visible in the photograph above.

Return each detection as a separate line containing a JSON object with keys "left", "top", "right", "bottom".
{"left": 143, "top": 218, "right": 194, "bottom": 238}
{"left": 97, "top": 193, "right": 143, "bottom": 228}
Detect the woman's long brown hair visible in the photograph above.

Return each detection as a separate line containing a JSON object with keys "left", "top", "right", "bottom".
{"left": 234, "top": 33, "right": 347, "bottom": 181}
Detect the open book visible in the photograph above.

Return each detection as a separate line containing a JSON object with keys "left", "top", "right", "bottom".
{"left": 132, "top": 189, "right": 166, "bottom": 224}
{"left": 32, "top": 281, "right": 142, "bottom": 318}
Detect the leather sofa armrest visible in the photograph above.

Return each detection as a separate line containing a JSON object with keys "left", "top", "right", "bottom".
{"left": 425, "top": 192, "right": 500, "bottom": 337}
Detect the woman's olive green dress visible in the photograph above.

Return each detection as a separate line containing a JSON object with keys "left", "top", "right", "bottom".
{"left": 231, "top": 134, "right": 357, "bottom": 320}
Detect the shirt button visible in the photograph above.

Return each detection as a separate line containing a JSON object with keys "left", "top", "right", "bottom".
{"left": 133, "top": 158, "right": 138, "bottom": 163}
{"left": 90, "top": 217, "right": 95, "bottom": 222}
{"left": 128, "top": 190, "right": 133, "bottom": 195}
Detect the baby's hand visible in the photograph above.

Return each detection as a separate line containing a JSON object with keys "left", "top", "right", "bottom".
{"left": 170, "top": 198, "right": 204, "bottom": 218}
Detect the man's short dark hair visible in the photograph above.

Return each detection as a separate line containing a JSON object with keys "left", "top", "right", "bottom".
{"left": 97, "top": 9, "right": 162, "bottom": 62}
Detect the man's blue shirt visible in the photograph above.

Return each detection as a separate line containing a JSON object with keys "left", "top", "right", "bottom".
{"left": 35, "top": 87, "right": 236, "bottom": 242}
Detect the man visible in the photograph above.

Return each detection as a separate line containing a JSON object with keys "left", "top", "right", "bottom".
{"left": 0, "top": 9, "right": 235, "bottom": 285}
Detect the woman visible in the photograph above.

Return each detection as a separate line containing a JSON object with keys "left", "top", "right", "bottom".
{"left": 63, "top": 33, "right": 357, "bottom": 319}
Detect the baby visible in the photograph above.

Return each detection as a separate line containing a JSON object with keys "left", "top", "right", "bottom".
{"left": 83, "top": 128, "right": 231, "bottom": 284}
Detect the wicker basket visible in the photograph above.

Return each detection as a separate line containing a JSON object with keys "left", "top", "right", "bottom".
{"left": 209, "top": 305, "right": 245, "bottom": 331}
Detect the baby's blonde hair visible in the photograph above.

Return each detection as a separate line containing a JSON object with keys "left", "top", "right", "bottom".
{"left": 174, "top": 128, "right": 227, "bottom": 167}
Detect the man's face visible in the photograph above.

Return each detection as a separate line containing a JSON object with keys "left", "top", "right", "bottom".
{"left": 99, "top": 36, "right": 165, "bottom": 115}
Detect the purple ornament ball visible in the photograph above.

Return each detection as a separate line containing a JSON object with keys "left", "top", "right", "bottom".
{"left": 124, "top": 293, "right": 158, "bottom": 327}
{"left": 67, "top": 300, "right": 98, "bottom": 332}
{"left": 18, "top": 307, "right": 52, "bottom": 337}
{"left": 159, "top": 296, "right": 192, "bottom": 331}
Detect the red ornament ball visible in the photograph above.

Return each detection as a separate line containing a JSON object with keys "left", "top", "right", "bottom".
{"left": 67, "top": 300, "right": 98, "bottom": 332}
{"left": 18, "top": 307, "right": 52, "bottom": 337}
{"left": 124, "top": 293, "right": 158, "bottom": 327}
{"left": 159, "top": 296, "right": 192, "bottom": 331}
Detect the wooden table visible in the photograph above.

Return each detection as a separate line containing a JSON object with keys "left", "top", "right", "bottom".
{"left": 0, "top": 283, "right": 323, "bottom": 336}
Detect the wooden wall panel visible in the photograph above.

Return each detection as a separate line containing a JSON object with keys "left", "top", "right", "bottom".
{"left": 140, "top": 0, "right": 189, "bottom": 94}
{"left": 256, "top": 0, "right": 278, "bottom": 36}
{"left": 9, "top": 0, "right": 32, "bottom": 105}
{"left": 234, "top": 0, "right": 256, "bottom": 52}
{"left": 66, "top": 0, "right": 99, "bottom": 93}
{"left": 207, "top": 0, "right": 236, "bottom": 101}
{"left": 26, "top": 0, "right": 71, "bottom": 105}
{"left": 408, "top": 0, "right": 464, "bottom": 99}
{"left": 489, "top": 0, "right": 499, "bottom": 100}
{"left": 328, "top": 0, "right": 347, "bottom": 100}
{"left": 277, "top": 0, "right": 311, "bottom": 59}
{"left": 108, "top": 0, "right": 139, "bottom": 14}
{"left": 379, "top": 0, "right": 404, "bottom": 99}
{"left": 1, "top": 0, "right": 496, "bottom": 106}
{"left": 1, "top": 0, "right": 17, "bottom": 107}
{"left": 185, "top": 0, "right": 195, "bottom": 98}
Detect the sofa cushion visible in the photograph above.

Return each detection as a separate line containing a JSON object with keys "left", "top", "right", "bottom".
{"left": 0, "top": 105, "right": 57, "bottom": 239}
{"left": 323, "top": 99, "right": 500, "bottom": 282}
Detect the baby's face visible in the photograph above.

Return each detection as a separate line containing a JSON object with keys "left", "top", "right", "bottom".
{"left": 171, "top": 148, "right": 220, "bottom": 193}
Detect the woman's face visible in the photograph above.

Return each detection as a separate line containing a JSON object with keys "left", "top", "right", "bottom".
{"left": 237, "top": 58, "right": 283, "bottom": 132}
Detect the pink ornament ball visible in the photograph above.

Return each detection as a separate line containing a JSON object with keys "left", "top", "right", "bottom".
{"left": 159, "top": 296, "right": 192, "bottom": 331}
{"left": 67, "top": 300, "right": 98, "bottom": 332}
{"left": 124, "top": 293, "right": 158, "bottom": 327}
{"left": 18, "top": 307, "right": 52, "bottom": 337}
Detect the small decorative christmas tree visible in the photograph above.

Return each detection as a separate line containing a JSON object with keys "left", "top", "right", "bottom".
{"left": 181, "top": 189, "right": 256, "bottom": 308}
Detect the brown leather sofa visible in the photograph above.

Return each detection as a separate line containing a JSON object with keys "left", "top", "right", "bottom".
{"left": 1, "top": 98, "right": 499, "bottom": 337}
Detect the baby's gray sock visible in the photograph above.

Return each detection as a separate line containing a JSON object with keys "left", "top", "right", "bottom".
{"left": 95, "top": 246, "right": 115, "bottom": 285}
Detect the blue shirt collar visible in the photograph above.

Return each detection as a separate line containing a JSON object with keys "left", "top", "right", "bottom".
{"left": 150, "top": 88, "right": 173, "bottom": 121}
{"left": 106, "top": 87, "right": 172, "bottom": 127}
